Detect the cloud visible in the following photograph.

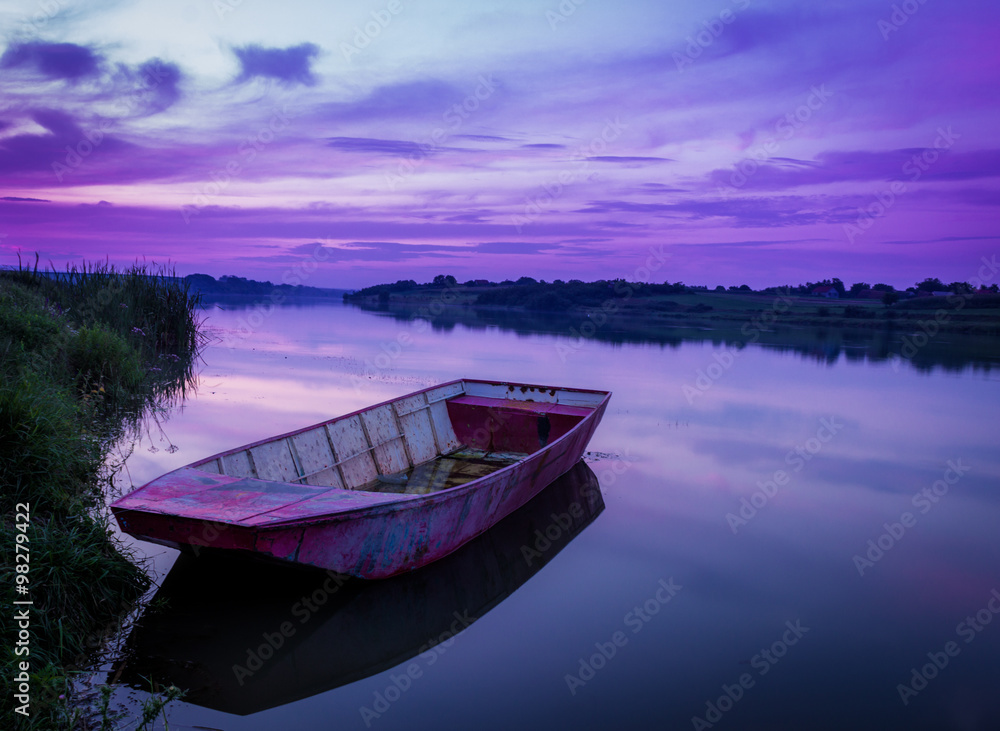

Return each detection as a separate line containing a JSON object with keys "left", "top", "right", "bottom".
{"left": 882, "top": 235, "right": 998, "bottom": 246}
{"left": 130, "top": 59, "right": 183, "bottom": 114}
{"left": 456, "top": 134, "right": 512, "bottom": 142}
{"left": 522, "top": 143, "right": 565, "bottom": 149}
{"left": 1, "top": 196, "right": 50, "bottom": 202}
{"left": 233, "top": 43, "right": 319, "bottom": 86}
{"left": 33, "top": 108, "right": 80, "bottom": 137}
{"left": 442, "top": 212, "right": 491, "bottom": 223}
{"left": 320, "top": 79, "right": 466, "bottom": 121}
{"left": 0, "top": 199, "right": 615, "bottom": 261}
{"left": 576, "top": 195, "right": 858, "bottom": 228}
{"left": 670, "top": 237, "right": 830, "bottom": 248}
{"left": 243, "top": 240, "right": 560, "bottom": 263}
{"left": 468, "top": 241, "right": 558, "bottom": 255}
{"left": 634, "top": 183, "right": 689, "bottom": 193}
{"left": 0, "top": 42, "right": 101, "bottom": 80}
{"left": 708, "top": 148, "right": 1000, "bottom": 190}
{"left": 266, "top": 241, "right": 465, "bottom": 263}
{"left": 326, "top": 137, "right": 430, "bottom": 157}
{"left": 586, "top": 156, "right": 673, "bottom": 164}
{"left": 0, "top": 108, "right": 133, "bottom": 178}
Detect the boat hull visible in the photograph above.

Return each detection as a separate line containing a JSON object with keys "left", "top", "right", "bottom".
{"left": 112, "top": 379, "right": 609, "bottom": 578}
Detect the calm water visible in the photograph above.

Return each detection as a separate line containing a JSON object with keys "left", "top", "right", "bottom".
{"left": 103, "top": 301, "right": 999, "bottom": 730}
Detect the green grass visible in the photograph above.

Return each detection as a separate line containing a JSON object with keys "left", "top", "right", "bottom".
{"left": 0, "top": 258, "right": 204, "bottom": 729}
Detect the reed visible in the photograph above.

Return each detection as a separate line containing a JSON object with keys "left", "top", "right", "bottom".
{"left": 0, "top": 257, "right": 204, "bottom": 729}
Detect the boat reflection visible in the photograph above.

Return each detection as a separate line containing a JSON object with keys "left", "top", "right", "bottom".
{"left": 113, "top": 461, "right": 605, "bottom": 715}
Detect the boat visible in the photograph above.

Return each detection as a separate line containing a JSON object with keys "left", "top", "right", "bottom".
{"left": 113, "top": 462, "right": 605, "bottom": 715}
{"left": 111, "top": 379, "right": 610, "bottom": 578}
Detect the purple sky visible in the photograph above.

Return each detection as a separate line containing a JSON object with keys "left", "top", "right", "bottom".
{"left": 1, "top": 0, "right": 997, "bottom": 289}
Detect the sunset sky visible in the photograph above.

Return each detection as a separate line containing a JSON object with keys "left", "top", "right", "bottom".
{"left": 1, "top": 0, "right": 997, "bottom": 289}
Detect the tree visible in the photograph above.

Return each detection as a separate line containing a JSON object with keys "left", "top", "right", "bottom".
{"left": 882, "top": 291, "right": 900, "bottom": 307}
{"left": 849, "top": 282, "right": 871, "bottom": 297}
{"left": 714, "top": 285, "right": 725, "bottom": 292}
{"left": 915, "top": 277, "right": 945, "bottom": 293}
{"left": 872, "top": 283, "right": 894, "bottom": 292}
{"left": 831, "top": 277, "right": 846, "bottom": 297}
{"left": 432, "top": 274, "right": 457, "bottom": 287}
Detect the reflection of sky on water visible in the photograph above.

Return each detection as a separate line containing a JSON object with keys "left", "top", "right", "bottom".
{"left": 117, "top": 301, "right": 999, "bottom": 730}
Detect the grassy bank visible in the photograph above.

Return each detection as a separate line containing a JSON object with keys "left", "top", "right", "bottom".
{"left": 1, "top": 258, "right": 203, "bottom": 729}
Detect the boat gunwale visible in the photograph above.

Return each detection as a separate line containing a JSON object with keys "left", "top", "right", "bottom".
{"left": 110, "top": 379, "right": 611, "bottom": 526}
{"left": 252, "top": 400, "right": 608, "bottom": 528}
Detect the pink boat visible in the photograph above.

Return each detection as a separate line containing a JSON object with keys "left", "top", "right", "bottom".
{"left": 111, "top": 379, "right": 610, "bottom": 579}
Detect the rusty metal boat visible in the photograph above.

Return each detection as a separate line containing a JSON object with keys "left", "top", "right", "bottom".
{"left": 111, "top": 379, "right": 610, "bottom": 578}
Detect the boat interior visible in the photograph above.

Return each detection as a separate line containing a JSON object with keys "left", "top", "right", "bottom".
{"left": 193, "top": 381, "right": 605, "bottom": 495}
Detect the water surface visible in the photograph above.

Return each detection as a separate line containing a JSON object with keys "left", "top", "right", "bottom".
{"left": 107, "top": 300, "right": 1000, "bottom": 730}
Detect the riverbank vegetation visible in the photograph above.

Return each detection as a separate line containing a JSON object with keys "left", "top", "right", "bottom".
{"left": 344, "top": 276, "right": 1000, "bottom": 336}
{"left": 1, "top": 257, "right": 203, "bottom": 729}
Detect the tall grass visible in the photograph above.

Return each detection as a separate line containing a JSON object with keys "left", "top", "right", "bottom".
{"left": 0, "top": 257, "right": 204, "bottom": 729}
{"left": 10, "top": 252, "right": 203, "bottom": 353}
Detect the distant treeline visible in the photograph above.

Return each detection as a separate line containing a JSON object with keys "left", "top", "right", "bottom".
{"left": 342, "top": 274, "right": 1000, "bottom": 311}
{"left": 343, "top": 276, "right": 692, "bottom": 309}
{"left": 184, "top": 273, "right": 345, "bottom": 298}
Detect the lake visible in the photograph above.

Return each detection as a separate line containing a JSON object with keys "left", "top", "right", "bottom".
{"left": 101, "top": 300, "right": 1000, "bottom": 730}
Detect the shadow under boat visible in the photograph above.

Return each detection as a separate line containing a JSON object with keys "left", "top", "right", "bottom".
{"left": 112, "top": 460, "right": 605, "bottom": 716}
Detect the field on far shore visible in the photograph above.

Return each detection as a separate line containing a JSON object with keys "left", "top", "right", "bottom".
{"left": 346, "top": 284, "right": 1000, "bottom": 336}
